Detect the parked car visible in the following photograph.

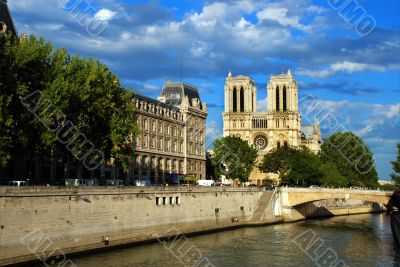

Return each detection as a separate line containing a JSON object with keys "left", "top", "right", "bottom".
{"left": 64, "top": 179, "right": 99, "bottom": 186}
{"left": 99, "top": 179, "right": 124, "bottom": 186}
{"left": 134, "top": 180, "right": 150, "bottom": 186}
{"left": 6, "top": 180, "right": 29, "bottom": 186}
{"left": 309, "top": 185, "right": 320, "bottom": 189}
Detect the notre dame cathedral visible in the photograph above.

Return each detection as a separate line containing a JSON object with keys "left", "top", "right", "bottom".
{"left": 222, "top": 69, "right": 321, "bottom": 184}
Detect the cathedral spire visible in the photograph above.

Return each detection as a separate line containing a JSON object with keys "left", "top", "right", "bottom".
{"left": 287, "top": 68, "right": 292, "bottom": 76}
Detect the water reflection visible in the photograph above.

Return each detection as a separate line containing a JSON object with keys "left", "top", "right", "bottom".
{"left": 61, "top": 214, "right": 400, "bottom": 267}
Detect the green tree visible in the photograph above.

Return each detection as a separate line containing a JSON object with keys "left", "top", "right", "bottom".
{"left": 390, "top": 143, "right": 400, "bottom": 185}
{"left": 0, "top": 34, "right": 139, "bottom": 181}
{"left": 318, "top": 163, "right": 347, "bottom": 187}
{"left": 41, "top": 55, "right": 139, "bottom": 177}
{"left": 259, "top": 146, "right": 321, "bottom": 186}
{"left": 321, "top": 132, "right": 378, "bottom": 188}
{"left": 0, "top": 35, "right": 55, "bottom": 172}
{"left": 206, "top": 152, "right": 219, "bottom": 181}
{"left": 379, "top": 183, "right": 396, "bottom": 191}
{"left": 211, "top": 136, "right": 258, "bottom": 183}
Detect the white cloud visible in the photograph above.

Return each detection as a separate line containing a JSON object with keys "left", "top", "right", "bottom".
{"left": 121, "top": 31, "right": 132, "bottom": 40}
{"left": 298, "top": 61, "right": 391, "bottom": 77}
{"left": 354, "top": 124, "right": 374, "bottom": 137}
{"left": 34, "top": 23, "right": 64, "bottom": 31}
{"left": 94, "top": 8, "right": 116, "bottom": 22}
{"left": 305, "top": 5, "right": 326, "bottom": 14}
{"left": 188, "top": 2, "right": 228, "bottom": 31}
{"left": 373, "top": 103, "right": 400, "bottom": 119}
{"left": 190, "top": 41, "right": 213, "bottom": 58}
{"left": 143, "top": 84, "right": 160, "bottom": 91}
{"left": 256, "top": 7, "right": 311, "bottom": 31}
{"left": 300, "top": 98, "right": 399, "bottom": 137}
{"left": 8, "top": 0, "right": 399, "bottom": 85}
{"left": 257, "top": 97, "right": 267, "bottom": 111}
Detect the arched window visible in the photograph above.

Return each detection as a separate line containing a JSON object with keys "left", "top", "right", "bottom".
{"left": 277, "top": 142, "right": 281, "bottom": 149}
{"left": 233, "top": 87, "right": 237, "bottom": 112}
{"left": 284, "top": 141, "right": 288, "bottom": 147}
{"left": 240, "top": 87, "right": 244, "bottom": 112}
{"left": 276, "top": 86, "right": 280, "bottom": 111}
{"left": 283, "top": 86, "right": 287, "bottom": 111}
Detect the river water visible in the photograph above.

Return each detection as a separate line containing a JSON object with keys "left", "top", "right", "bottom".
{"left": 67, "top": 213, "right": 399, "bottom": 267}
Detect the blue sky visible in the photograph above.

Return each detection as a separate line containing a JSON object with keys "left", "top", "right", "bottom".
{"left": 9, "top": 0, "right": 400, "bottom": 181}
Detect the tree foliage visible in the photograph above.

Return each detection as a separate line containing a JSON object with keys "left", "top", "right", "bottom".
{"left": 321, "top": 132, "right": 378, "bottom": 187}
{"left": 1, "top": 35, "right": 54, "bottom": 167}
{"left": 211, "top": 136, "right": 258, "bottom": 182}
{"left": 391, "top": 143, "right": 400, "bottom": 185}
{"left": 0, "top": 34, "right": 139, "bottom": 177}
{"left": 259, "top": 146, "right": 321, "bottom": 186}
{"left": 258, "top": 132, "right": 380, "bottom": 188}
{"left": 318, "top": 163, "right": 347, "bottom": 187}
{"left": 206, "top": 152, "right": 219, "bottom": 181}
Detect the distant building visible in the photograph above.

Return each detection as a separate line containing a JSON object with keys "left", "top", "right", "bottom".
{"left": 378, "top": 180, "right": 395, "bottom": 186}
{"left": 131, "top": 82, "right": 207, "bottom": 184}
{"left": 223, "top": 70, "right": 321, "bottom": 185}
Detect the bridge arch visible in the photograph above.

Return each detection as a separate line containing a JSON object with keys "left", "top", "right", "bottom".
{"left": 283, "top": 189, "right": 393, "bottom": 208}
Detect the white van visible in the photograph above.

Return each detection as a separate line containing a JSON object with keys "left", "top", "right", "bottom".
{"left": 197, "top": 180, "right": 215, "bottom": 186}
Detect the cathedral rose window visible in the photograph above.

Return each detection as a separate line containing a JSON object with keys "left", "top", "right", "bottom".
{"left": 254, "top": 135, "right": 268, "bottom": 150}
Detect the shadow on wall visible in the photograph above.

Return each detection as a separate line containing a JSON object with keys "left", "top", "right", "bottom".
{"left": 293, "top": 200, "right": 386, "bottom": 219}
{"left": 294, "top": 202, "right": 334, "bottom": 219}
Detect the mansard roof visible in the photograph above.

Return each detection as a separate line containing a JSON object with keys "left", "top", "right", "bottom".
{"left": 133, "top": 93, "right": 179, "bottom": 111}
{"left": 0, "top": 0, "right": 17, "bottom": 36}
{"left": 160, "top": 81, "right": 202, "bottom": 107}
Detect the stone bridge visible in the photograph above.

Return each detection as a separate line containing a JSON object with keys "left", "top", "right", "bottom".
{"left": 276, "top": 188, "right": 394, "bottom": 222}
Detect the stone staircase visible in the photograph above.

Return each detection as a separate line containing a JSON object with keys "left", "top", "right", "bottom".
{"left": 250, "top": 191, "right": 275, "bottom": 223}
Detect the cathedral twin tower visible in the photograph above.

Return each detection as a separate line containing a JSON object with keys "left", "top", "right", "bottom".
{"left": 222, "top": 69, "right": 321, "bottom": 183}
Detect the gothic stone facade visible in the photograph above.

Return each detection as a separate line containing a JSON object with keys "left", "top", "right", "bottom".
{"left": 132, "top": 82, "right": 207, "bottom": 184}
{"left": 223, "top": 70, "right": 321, "bottom": 185}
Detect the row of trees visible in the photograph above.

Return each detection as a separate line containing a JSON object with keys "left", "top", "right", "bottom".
{"left": 209, "top": 132, "right": 381, "bottom": 188}
{"left": 0, "top": 34, "right": 139, "bottom": 179}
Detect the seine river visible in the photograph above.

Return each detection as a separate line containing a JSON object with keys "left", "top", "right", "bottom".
{"left": 66, "top": 213, "right": 399, "bottom": 267}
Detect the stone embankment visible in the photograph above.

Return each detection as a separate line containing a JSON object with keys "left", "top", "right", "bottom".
{"left": 0, "top": 186, "right": 387, "bottom": 266}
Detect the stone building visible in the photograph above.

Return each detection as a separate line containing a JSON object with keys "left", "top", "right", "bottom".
{"left": 223, "top": 69, "right": 321, "bottom": 185}
{"left": 131, "top": 81, "right": 207, "bottom": 184}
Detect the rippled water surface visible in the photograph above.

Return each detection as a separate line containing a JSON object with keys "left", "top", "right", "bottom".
{"left": 64, "top": 214, "right": 400, "bottom": 267}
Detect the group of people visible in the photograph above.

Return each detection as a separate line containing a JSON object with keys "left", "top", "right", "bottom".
{"left": 231, "top": 217, "right": 239, "bottom": 223}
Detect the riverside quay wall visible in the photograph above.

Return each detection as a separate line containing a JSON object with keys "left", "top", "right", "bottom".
{"left": 0, "top": 187, "right": 386, "bottom": 266}
{"left": 0, "top": 187, "right": 278, "bottom": 266}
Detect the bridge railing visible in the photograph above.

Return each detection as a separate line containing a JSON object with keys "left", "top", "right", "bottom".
{"left": 279, "top": 187, "right": 393, "bottom": 195}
